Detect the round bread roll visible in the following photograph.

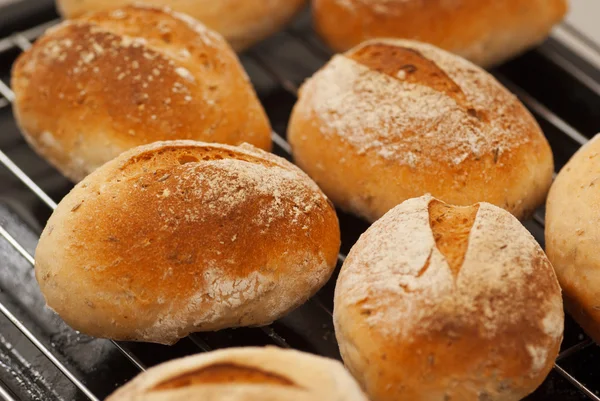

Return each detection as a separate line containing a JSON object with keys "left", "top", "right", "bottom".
{"left": 546, "top": 134, "right": 600, "bottom": 344}
{"left": 107, "top": 347, "right": 368, "bottom": 401}
{"left": 56, "top": 0, "right": 306, "bottom": 51}
{"left": 12, "top": 5, "right": 272, "bottom": 182}
{"left": 334, "top": 195, "right": 564, "bottom": 401}
{"left": 313, "top": 0, "right": 568, "bottom": 67}
{"left": 288, "top": 39, "right": 554, "bottom": 222}
{"left": 35, "top": 140, "right": 340, "bottom": 344}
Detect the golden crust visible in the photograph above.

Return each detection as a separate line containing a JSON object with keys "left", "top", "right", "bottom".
{"left": 313, "top": 0, "right": 568, "bottom": 67}
{"left": 288, "top": 39, "right": 554, "bottom": 222}
{"left": 35, "top": 141, "right": 340, "bottom": 345}
{"left": 12, "top": 5, "right": 271, "bottom": 182}
{"left": 56, "top": 0, "right": 307, "bottom": 51}
{"left": 546, "top": 134, "right": 600, "bottom": 343}
{"left": 334, "top": 195, "right": 564, "bottom": 401}
{"left": 107, "top": 347, "right": 368, "bottom": 401}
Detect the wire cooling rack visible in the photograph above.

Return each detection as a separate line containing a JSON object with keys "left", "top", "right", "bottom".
{"left": 0, "top": 6, "right": 599, "bottom": 401}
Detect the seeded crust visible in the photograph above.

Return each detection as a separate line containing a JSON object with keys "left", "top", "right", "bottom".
{"left": 56, "top": 0, "right": 307, "bottom": 51}
{"left": 107, "top": 347, "right": 368, "bottom": 401}
{"left": 34, "top": 140, "right": 340, "bottom": 345}
{"left": 12, "top": 5, "right": 272, "bottom": 182}
{"left": 313, "top": 0, "right": 568, "bottom": 67}
{"left": 334, "top": 195, "right": 564, "bottom": 401}
{"left": 288, "top": 39, "right": 554, "bottom": 222}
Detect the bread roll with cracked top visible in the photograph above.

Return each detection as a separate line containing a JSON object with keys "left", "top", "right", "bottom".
{"left": 12, "top": 5, "right": 271, "bottom": 182}
{"left": 288, "top": 39, "right": 554, "bottom": 222}
{"left": 313, "top": 0, "right": 568, "bottom": 67}
{"left": 35, "top": 140, "right": 340, "bottom": 344}
{"left": 546, "top": 134, "right": 600, "bottom": 344}
{"left": 56, "top": 0, "right": 306, "bottom": 51}
{"left": 334, "top": 195, "right": 563, "bottom": 401}
{"left": 108, "top": 347, "right": 368, "bottom": 401}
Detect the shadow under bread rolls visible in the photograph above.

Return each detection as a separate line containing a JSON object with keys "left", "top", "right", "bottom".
{"left": 313, "top": 0, "right": 568, "bottom": 67}
{"left": 288, "top": 39, "right": 554, "bottom": 223}
{"left": 56, "top": 0, "right": 307, "bottom": 52}
{"left": 546, "top": 134, "right": 600, "bottom": 344}
{"left": 35, "top": 140, "right": 340, "bottom": 345}
{"left": 334, "top": 195, "right": 564, "bottom": 401}
{"left": 12, "top": 5, "right": 272, "bottom": 182}
{"left": 108, "top": 347, "right": 368, "bottom": 401}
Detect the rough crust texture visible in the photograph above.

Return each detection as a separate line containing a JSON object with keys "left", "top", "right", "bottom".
{"left": 12, "top": 5, "right": 272, "bottom": 182}
{"left": 288, "top": 39, "right": 554, "bottom": 222}
{"left": 546, "top": 134, "right": 600, "bottom": 344}
{"left": 107, "top": 347, "right": 368, "bottom": 401}
{"left": 313, "top": 0, "right": 568, "bottom": 67}
{"left": 334, "top": 195, "right": 563, "bottom": 401}
{"left": 35, "top": 141, "right": 340, "bottom": 345}
{"left": 56, "top": 0, "right": 306, "bottom": 51}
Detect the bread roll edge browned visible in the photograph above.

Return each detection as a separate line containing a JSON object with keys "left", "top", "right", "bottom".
{"left": 107, "top": 347, "right": 368, "bottom": 400}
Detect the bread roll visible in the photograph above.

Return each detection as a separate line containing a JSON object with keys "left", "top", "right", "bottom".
{"left": 35, "top": 140, "right": 340, "bottom": 345}
{"left": 56, "top": 0, "right": 306, "bottom": 51}
{"left": 12, "top": 5, "right": 271, "bottom": 182}
{"left": 107, "top": 347, "right": 367, "bottom": 400}
{"left": 313, "top": 0, "right": 568, "bottom": 67}
{"left": 546, "top": 134, "right": 600, "bottom": 343}
{"left": 288, "top": 39, "right": 553, "bottom": 222}
{"left": 334, "top": 195, "right": 564, "bottom": 401}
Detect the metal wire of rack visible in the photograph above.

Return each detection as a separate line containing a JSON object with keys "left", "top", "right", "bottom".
{"left": 0, "top": 9, "right": 599, "bottom": 401}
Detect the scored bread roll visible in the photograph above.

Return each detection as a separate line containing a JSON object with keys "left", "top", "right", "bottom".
{"left": 334, "top": 195, "right": 564, "bottom": 401}
{"left": 313, "top": 0, "right": 568, "bottom": 67}
{"left": 107, "top": 347, "right": 368, "bottom": 401}
{"left": 12, "top": 5, "right": 271, "bottom": 182}
{"left": 35, "top": 140, "right": 340, "bottom": 344}
{"left": 56, "top": 0, "right": 307, "bottom": 51}
{"left": 546, "top": 134, "right": 600, "bottom": 343}
{"left": 288, "top": 39, "right": 554, "bottom": 222}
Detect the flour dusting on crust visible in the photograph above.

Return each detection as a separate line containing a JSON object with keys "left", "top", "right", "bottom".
{"left": 300, "top": 39, "right": 534, "bottom": 167}
{"left": 335, "top": 195, "right": 563, "bottom": 376}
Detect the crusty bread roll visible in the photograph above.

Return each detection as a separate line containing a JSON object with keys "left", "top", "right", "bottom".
{"left": 288, "top": 39, "right": 554, "bottom": 222}
{"left": 56, "top": 0, "right": 306, "bottom": 51}
{"left": 313, "top": 0, "right": 568, "bottom": 67}
{"left": 35, "top": 140, "right": 340, "bottom": 345}
{"left": 546, "top": 134, "right": 600, "bottom": 344}
{"left": 12, "top": 5, "right": 271, "bottom": 182}
{"left": 334, "top": 195, "right": 564, "bottom": 401}
{"left": 107, "top": 347, "right": 368, "bottom": 400}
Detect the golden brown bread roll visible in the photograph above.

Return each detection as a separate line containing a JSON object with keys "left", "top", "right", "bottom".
{"left": 35, "top": 140, "right": 340, "bottom": 345}
{"left": 56, "top": 0, "right": 306, "bottom": 51}
{"left": 12, "top": 5, "right": 271, "bottom": 182}
{"left": 313, "top": 0, "right": 568, "bottom": 67}
{"left": 288, "top": 39, "right": 554, "bottom": 222}
{"left": 546, "top": 134, "right": 600, "bottom": 343}
{"left": 334, "top": 195, "right": 564, "bottom": 401}
{"left": 107, "top": 347, "right": 368, "bottom": 401}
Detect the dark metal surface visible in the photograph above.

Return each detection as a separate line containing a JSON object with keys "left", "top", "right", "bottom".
{"left": 0, "top": 0, "right": 56, "bottom": 38}
{"left": 0, "top": 2, "right": 600, "bottom": 400}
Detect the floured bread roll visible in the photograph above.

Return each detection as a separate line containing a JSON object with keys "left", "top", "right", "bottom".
{"left": 288, "top": 39, "right": 554, "bottom": 222}
{"left": 313, "top": 0, "right": 568, "bottom": 67}
{"left": 12, "top": 5, "right": 271, "bottom": 182}
{"left": 56, "top": 0, "right": 307, "bottom": 51}
{"left": 35, "top": 141, "right": 340, "bottom": 344}
{"left": 107, "top": 347, "right": 368, "bottom": 400}
{"left": 546, "top": 134, "right": 600, "bottom": 343}
{"left": 334, "top": 195, "right": 563, "bottom": 401}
